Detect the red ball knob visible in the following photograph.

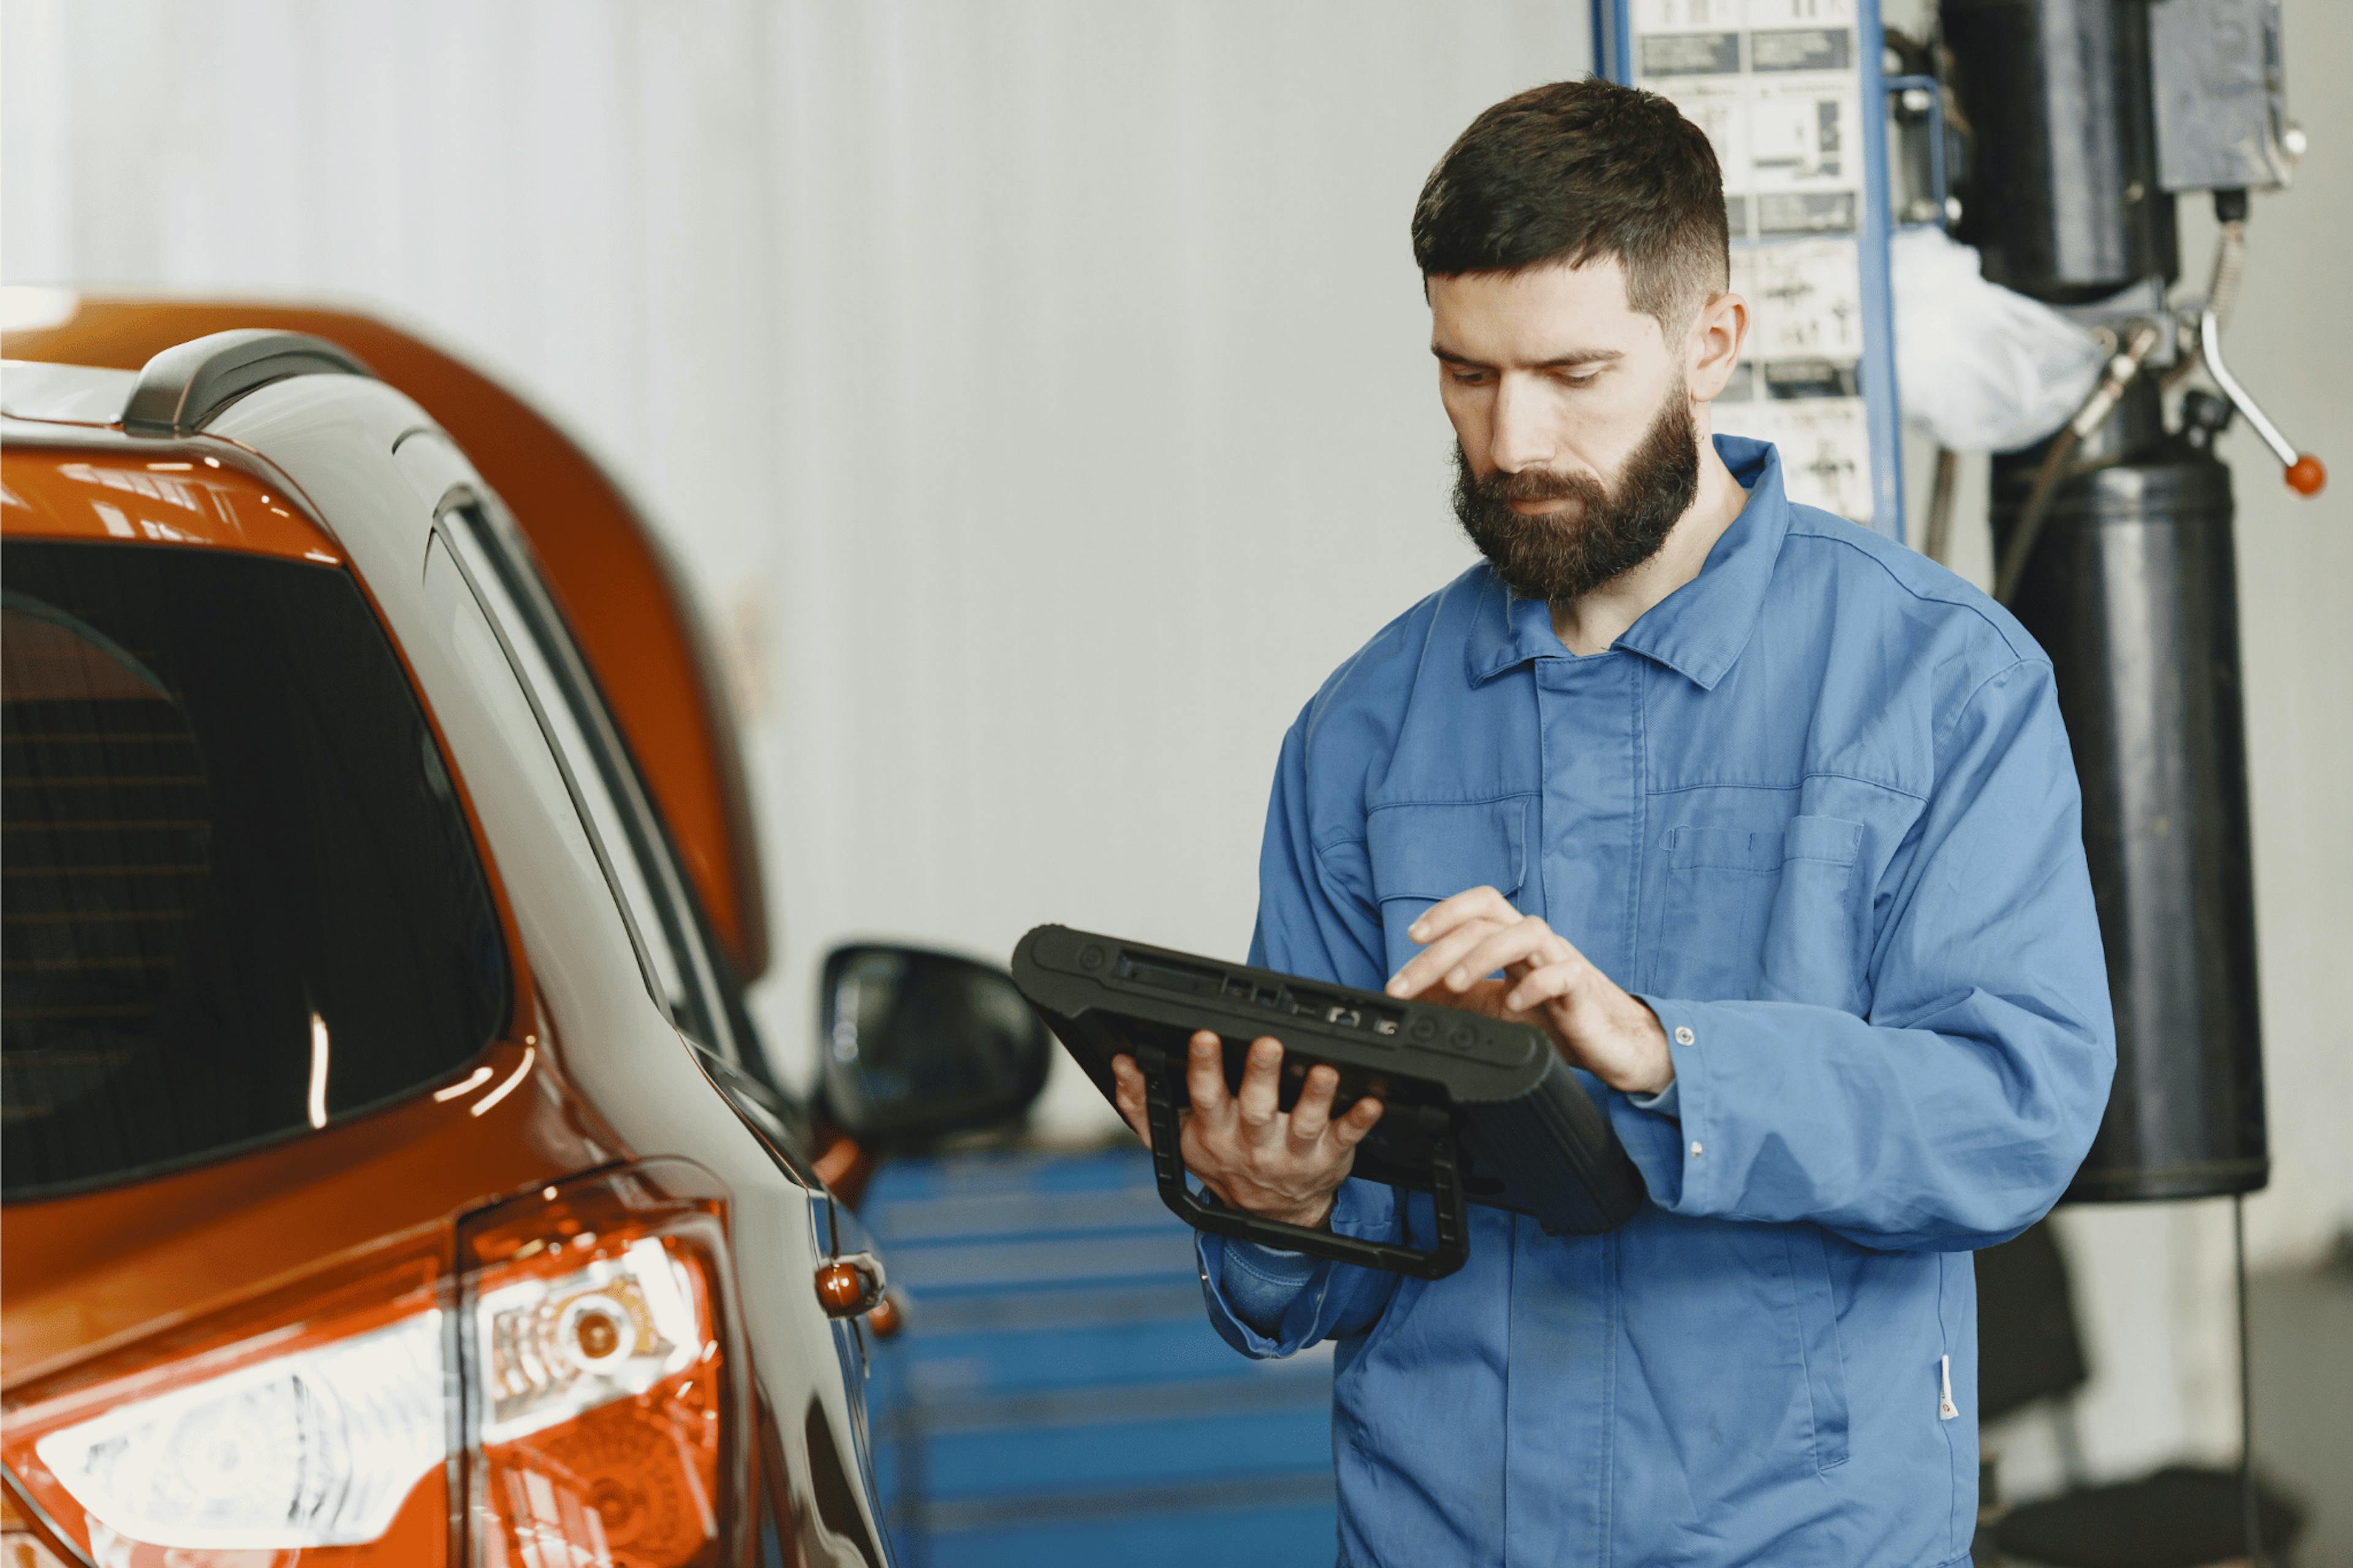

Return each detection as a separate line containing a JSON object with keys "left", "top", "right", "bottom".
{"left": 2286, "top": 454, "right": 2326, "bottom": 496}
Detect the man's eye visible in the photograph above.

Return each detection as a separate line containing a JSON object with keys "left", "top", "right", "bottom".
{"left": 1446, "top": 366, "right": 1489, "bottom": 385}
{"left": 1554, "top": 368, "right": 1602, "bottom": 388}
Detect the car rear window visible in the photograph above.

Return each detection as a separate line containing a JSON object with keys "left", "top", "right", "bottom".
{"left": 2, "top": 540, "right": 509, "bottom": 1200}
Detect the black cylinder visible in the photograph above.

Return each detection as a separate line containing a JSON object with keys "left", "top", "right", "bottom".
{"left": 1995, "top": 436, "right": 2269, "bottom": 1200}
{"left": 1942, "top": 0, "right": 2178, "bottom": 298}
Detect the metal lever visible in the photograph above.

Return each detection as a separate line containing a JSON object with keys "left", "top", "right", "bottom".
{"left": 2199, "top": 310, "right": 2326, "bottom": 496}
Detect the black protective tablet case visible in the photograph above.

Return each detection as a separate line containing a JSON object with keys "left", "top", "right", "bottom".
{"left": 1012, "top": 924, "right": 1644, "bottom": 1278}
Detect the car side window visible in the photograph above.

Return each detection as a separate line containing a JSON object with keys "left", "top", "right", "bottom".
{"left": 433, "top": 502, "right": 742, "bottom": 1067}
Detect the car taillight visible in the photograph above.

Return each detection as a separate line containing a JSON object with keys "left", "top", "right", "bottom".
{"left": 32, "top": 1307, "right": 446, "bottom": 1548}
{"left": 0, "top": 1161, "right": 748, "bottom": 1567}
{"left": 460, "top": 1163, "right": 745, "bottom": 1568}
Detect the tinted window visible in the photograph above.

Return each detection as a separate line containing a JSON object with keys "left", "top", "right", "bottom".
{"left": 2, "top": 541, "right": 508, "bottom": 1199}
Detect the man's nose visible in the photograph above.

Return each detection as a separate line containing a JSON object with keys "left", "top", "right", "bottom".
{"left": 1487, "top": 374, "right": 1553, "bottom": 475}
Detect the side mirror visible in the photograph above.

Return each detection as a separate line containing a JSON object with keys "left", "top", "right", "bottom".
{"left": 816, "top": 944, "right": 1051, "bottom": 1145}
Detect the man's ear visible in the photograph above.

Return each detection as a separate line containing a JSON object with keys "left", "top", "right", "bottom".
{"left": 1684, "top": 290, "right": 1749, "bottom": 402}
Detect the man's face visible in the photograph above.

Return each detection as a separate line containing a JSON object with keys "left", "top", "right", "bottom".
{"left": 1431, "top": 257, "right": 1702, "bottom": 602}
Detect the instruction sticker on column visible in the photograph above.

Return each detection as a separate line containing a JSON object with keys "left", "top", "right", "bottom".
{"left": 1713, "top": 343, "right": 1874, "bottom": 523}
{"left": 1747, "top": 75, "right": 1861, "bottom": 235}
{"left": 1738, "top": 238, "right": 1864, "bottom": 360}
{"left": 1634, "top": 0, "right": 1748, "bottom": 77}
{"left": 1634, "top": 0, "right": 1749, "bottom": 25}
{"left": 1746, "top": 0, "right": 1857, "bottom": 70}
{"left": 1778, "top": 398, "right": 1874, "bottom": 521}
{"left": 1654, "top": 80, "right": 1755, "bottom": 238}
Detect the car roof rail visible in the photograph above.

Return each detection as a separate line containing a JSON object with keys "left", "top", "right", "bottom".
{"left": 122, "top": 328, "right": 374, "bottom": 437}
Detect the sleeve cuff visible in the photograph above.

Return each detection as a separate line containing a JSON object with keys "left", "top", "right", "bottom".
{"left": 1224, "top": 1238, "right": 1319, "bottom": 1286}
{"left": 1217, "top": 1240, "right": 1320, "bottom": 1333}
{"left": 1607, "top": 995, "right": 1717, "bottom": 1214}
{"left": 1196, "top": 1178, "right": 1397, "bottom": 1357}
{"left": 1627, "top": 1079, "right": 1681, "bottom": 1119}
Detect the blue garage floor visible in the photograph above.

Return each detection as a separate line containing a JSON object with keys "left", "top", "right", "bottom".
{"left": 862, "top": 1147, "right": 1337, "bottom": 1568}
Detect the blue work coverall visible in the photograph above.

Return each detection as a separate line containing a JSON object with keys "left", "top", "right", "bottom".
{"left": 1200, "top": 437, "right": 2116, "bottom": 1566}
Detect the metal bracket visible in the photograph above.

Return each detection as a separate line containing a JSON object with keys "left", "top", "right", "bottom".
{"left": 1887, "top": 74, "right": 1952, "bottom": 229}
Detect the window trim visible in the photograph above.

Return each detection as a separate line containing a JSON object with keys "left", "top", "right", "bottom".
{"left": 428, "top": 498, "right": 744, "bottom": 1068}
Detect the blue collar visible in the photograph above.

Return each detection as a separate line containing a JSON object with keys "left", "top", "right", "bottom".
{"left": 1464, "top": 434, "right": 1792, "bottom": 692}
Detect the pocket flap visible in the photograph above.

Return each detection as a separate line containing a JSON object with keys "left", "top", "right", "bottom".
{"left": 1670, "top": 814, "right": 1862, "bottom": 873}
{"left": 1365, "top": 797, "right": 1529, "bottom": 904}
{"left": 1783, "top": 814, "right": 1863, "bottom": 866}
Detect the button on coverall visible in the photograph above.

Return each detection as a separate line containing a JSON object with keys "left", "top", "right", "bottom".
{"left": 1199, "top": 437, "right": 2116, "bottom": 1567}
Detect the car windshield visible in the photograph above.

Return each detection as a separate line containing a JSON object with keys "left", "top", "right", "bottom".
{"left": 2, "top": 540, "right": 509, "bottom": 1200}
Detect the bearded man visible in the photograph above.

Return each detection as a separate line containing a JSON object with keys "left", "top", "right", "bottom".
{"left": 1106, "top": 79, "right": 2116, "bottom": 1566}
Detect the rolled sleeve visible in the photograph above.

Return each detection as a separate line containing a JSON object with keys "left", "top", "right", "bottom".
{"left": 1198, "top": 1178, "right": 1403, "bottom": 1357}
{"left": 1219, "top": 1238, "right": 1319, "bottom": 1336}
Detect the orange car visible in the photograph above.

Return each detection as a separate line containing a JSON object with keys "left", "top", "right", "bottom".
{"left": 0, "top": 298, "right": 1047, "bottom": 1567}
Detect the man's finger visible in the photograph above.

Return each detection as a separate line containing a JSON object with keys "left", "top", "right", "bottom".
{"left": 1442, "top": 917, "right": 1566, "bottom": 993}
{"left": 1405, "top": 885, "right": 1518, "bottom": 947}
{"left": 1331, "top": 1094, "right": 1385, "bottom": 1149}
{"left": 1235, "top": 1036, "right": 1284, "bottom": 1129}
{"left": 1186, "top": 1030, "right": 1233, "bottom": 1125}
{"left": 1110, "top": 1053, "right": 1152, "bottom": 1147}
{"left": 1288, "top": 1063, "right": 1340, "bottom": 1145}
{"left": 1386, "top": 915, "right": 1507, "bottom": 998}
{"left": 1504, "top": 955, "right": 1589, "bottom": 1013}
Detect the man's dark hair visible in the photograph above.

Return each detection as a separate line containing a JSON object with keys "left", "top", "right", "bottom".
{"left": 1412, "top": 78, "right": 1729, "bottom": 330}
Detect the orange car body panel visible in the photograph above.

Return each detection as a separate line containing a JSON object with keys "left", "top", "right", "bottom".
{"left": 5, "top": 297, "right": 769, "bottom": 981}
{"left": 0, "top": 439, "right": 623, "bottom": 1387}
{"left": 1, "top": 441, "right": 344, "bottom": 562}
{"left": 0, "top": 1035, "right": 608, "bottom": 1386}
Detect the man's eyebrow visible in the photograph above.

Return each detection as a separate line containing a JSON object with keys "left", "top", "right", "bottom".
{"left": 1430, "top": 344, "right": 1626, "bottom": 370}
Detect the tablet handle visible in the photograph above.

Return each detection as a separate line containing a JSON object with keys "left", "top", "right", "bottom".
{"left": 1136, "top": 1045, "right": 1471, "bottom": 1280}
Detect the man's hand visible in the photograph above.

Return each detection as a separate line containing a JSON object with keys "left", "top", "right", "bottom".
{"left": 1385, "top": 886, "right": 1675, "bottom": 1096}
{"left": 1109, "top": 1031, "right": 1384, "bottom": 1230}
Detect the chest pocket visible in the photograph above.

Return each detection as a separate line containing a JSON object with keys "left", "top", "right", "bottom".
{"left": 1363, "top": 798, "right": 1531, "bottom": 980}
{"left": 1651, "top": 814, "right": 1867, "bottom": 1011}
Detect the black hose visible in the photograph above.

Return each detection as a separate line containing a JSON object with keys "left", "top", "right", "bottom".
{"left": 1993, "top": 427, "right": 2079, "bottom": 607}
{"left": 1996, "top": 319, "right": 2159, "bottom": 607}
{"left": 1922, "top": 447, "right": 1959, "bottom": 567}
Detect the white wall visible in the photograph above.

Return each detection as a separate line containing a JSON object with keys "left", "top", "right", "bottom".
{"left": 2, "top": 0, "right": 1582, "bottom": 1133}
{"left": 8, "top": 0, "right": 2346, "bottom": 1501}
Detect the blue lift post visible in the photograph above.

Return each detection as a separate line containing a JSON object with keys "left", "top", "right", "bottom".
{"left": 1595, "top": 0, "right": 1906, "bottom": 540}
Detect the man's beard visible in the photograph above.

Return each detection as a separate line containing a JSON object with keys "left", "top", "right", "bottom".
{"left": 1450, "top": 385, "right": 1700, "bottom": 604}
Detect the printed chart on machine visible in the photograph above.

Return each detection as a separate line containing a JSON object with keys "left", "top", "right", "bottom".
{"left": 1632, "top": 0, "right": 1876, "bottom": 523}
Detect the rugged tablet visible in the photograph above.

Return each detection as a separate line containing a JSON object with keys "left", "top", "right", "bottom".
{"left": 1011, "top": 924, "right": 1645, "bottom": 1279}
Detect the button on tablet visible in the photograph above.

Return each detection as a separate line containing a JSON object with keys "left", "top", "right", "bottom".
{"left": 1468, "top": 1032, "right": 1539, "bottom": 1067}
